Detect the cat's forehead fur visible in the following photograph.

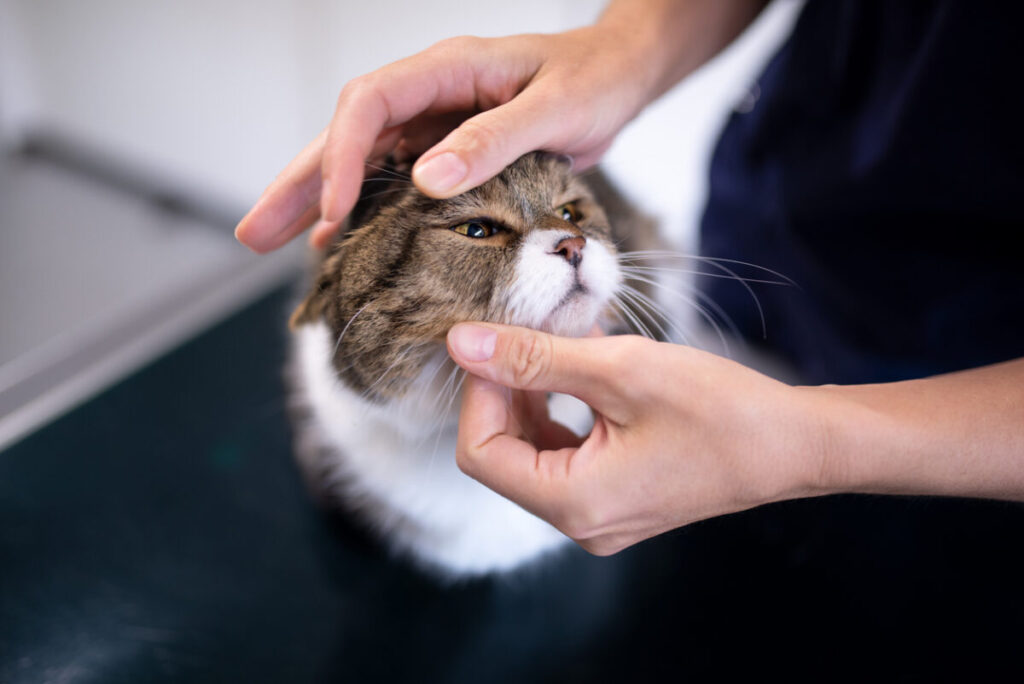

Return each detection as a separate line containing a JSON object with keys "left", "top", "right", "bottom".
{"left": 291, "top": 152, "right": 615, "bottom": 402}
{"left": 370, "top": 153, "right": 592, "bottom": 229}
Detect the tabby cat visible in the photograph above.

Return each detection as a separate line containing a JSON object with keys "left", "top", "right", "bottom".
{"left": 288, "top": 152, "right": 673, "bottom": 579}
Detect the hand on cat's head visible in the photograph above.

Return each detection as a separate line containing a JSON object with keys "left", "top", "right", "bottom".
{"left": 445, "top": 322, "right": 828, "bottom": 556}
{"left": 235, "top": 26, "right": 655, "bottom": 254}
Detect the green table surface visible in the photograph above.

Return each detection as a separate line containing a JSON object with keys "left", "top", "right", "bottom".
{"left": 3, "top": 286, "right": 1023, "bottom": 683}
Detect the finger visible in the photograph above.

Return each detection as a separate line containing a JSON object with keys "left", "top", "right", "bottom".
{"left": 508, "top": 388, "right": 587, "bottom": 451}
{"left": 412, "top": 85, "right": 573, "bottom": 198}
{"left": 237, "top": 122, "right": 412, "bottom": 252}
{"left": 235, "top": 129, "right": 328, "bottom": 252}
{"left": 567, "top": 140, "right": 613, "bottom": 173}
{"left": 395, "top": 111, "right": 476, "bottom": 160}
{"left": 446, "top": 322, "right": 632, "bottom": 422}
{"left": 320, "top": 41, "right": 499, "bottom": 222}
{"left": 456, "top": 376, "right": 575, "bottom": 518}
{"left": 310, "top": 126, "right": 408, "bottom": 249}
{"left": 309, "top": 216, "right": 341, "bottom": 250}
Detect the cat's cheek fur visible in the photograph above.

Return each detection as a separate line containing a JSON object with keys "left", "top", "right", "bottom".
{"left": 504, "top": 230, "right": 622, "bottom": 337}
{"left": 290, "top": 320, "right": 583, "bottom": 578}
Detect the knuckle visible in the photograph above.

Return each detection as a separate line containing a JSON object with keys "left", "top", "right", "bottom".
{"left": 603, "top": 335, "right": 655, "bottom": 392}
{"left": 431, "top": 34, "right": 483, "bottom": 55}
{"left": 336, "top": 74, "right": 374, "bottom": 107}
{"left": 453, "top": 117, "right": 505, "bottom": 158}
{"left": 506, "top": 332, "right": 551, "bottom": 388}
{"left": 454, "top": 443, "right": 480, "bottom": 478}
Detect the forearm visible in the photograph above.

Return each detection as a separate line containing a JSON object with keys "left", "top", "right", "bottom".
{"left": 595, "top": 0, "right": 770, "bottom": 100}
{"left": 808, "top": 358, "right": 1024, "bottom": 502}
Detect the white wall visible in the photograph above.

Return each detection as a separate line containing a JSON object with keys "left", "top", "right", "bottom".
{"left": 0, "top": 0, "right": 802, "bottom": 239}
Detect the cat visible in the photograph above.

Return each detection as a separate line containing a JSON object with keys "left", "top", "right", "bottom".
{"left": 287, "top": 152, "right": 684, "bottom": 579}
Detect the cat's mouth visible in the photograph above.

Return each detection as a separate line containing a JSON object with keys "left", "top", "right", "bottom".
{"left": 540, "top": 281, "right": 603, "bottom": 337}
{"left": 558, "top": 280, "right": 589, "bottom": 305}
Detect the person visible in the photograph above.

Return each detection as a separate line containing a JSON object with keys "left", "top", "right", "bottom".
{"left": 235, "top": 0, "right": 1024, "bottom": 557}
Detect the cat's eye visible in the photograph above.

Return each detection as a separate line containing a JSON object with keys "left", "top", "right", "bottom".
{"left": 559, "top": 202, "right": 583, "bottom": 223}
{"left": 451, "top": 221, "right": 497, "bottom": 238}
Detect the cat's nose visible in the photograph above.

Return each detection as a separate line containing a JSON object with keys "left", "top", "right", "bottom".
{"left": 552, "top": 236, "right": 586, "bottom": 268}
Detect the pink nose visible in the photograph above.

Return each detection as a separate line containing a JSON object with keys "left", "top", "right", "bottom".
{"left": 553, "top": 236, "right": 585, "bottom": 267}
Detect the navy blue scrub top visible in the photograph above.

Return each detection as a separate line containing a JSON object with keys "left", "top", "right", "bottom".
{"left": 699, "top": 1, "right": 1024, "bottom": 385}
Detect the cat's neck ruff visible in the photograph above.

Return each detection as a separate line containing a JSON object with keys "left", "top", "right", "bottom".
{"left": 296, "top": 320, "right": 460, "bottom": 440}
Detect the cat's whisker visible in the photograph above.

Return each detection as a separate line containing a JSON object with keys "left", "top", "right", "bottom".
{"left": 406, "top": 346, "right": 455, "bottom": 418}
{"left": 619, "top": 264, "right": 791, "bottom": 287}
{"left": 617, "top": 286, "right": 689, "bottom": 345}
{"left": 330, "top": 337, "right": 427, "bottom": 380}
{"left": 695, "top": 258, "right": 768, "bottom": 340}
{"left": 356, "top": 341, "right": 437, "bottom": 403}
{"left": 331, "top": 303, "right": 371, "bottom": 359}
{"left": 355, "top": 186, "right": 415, "bottom": 203}
{"left": 680, "top": 281, "right": 745, "bottom": 346}
{"left": 604, "top": 303, "right": 637, "bottom": 338}
{"left": 615, "top": 296, "right": 660, "bottom": 341}
{"left": 363, "top": 160, "right": 412, "bottom": 181}
{"left": 610, "top": 297, "right": 657, "bottom": 342}
{"left": 423, "top": 357, "right": 461, "bottom": 434}
{"left": 360, "top": 176, "right": 412, "bottom": 186}
{"left": 356, "top": 343, "right": 427, "bottom": 404}
{"left": 425, "top": 362, "right": 465, "bottom": 474}
{"left": 619, "top": 251, "right": 798, "bottom": 287}
{"left": 618, "top": 272, "right": 732, "bottom": 353}
{"left": 617, "top": 258, "right": 753, "bottom": 353}
{"left": 620, "top": 251, "right": 770, "bottom": 339}
{"left": 618, "top": 283, "right": 694, "bottom": 342}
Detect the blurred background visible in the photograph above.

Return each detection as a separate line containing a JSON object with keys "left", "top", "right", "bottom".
{"left": 0, "top": 0, "right": 801, "bottom": 448}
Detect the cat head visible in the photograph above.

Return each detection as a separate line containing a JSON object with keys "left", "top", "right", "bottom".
{"left": 291, "top": 152, "right": 622, "bottom": 402}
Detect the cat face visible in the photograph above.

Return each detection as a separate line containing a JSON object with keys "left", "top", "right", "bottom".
{"left": 291, "top": 152, "right": 621, "bottom": 402}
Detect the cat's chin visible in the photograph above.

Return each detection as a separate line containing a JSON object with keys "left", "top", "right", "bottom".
{"left": 538, "top": 292, "right": 606, "bottom": 338}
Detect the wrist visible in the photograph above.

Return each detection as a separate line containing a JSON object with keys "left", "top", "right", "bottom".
{"left": 591, "top": 2, "right": 694, "bottom": 100}
{"left": 775, "top": 384, "right": 889, "bottom": 501}
{"left": 594, "top": 0, "right": 769, "bottom": 99}
{"left": 792, "top": 380, "right": 976, "bottom": 500}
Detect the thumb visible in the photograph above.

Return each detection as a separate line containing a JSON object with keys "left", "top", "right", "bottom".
{"left": 446, "top": 322, "right": 628, "bottom": 420}
{"left": 411, "top": 87, "right": 570, "bottom": 198}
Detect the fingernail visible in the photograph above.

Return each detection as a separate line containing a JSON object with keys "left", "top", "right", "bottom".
{"left": 413, "top": 152, "right": 467, "bottom": 195}
{"left": 309, "top": 218, "right": 335, "bottom": 249}
{"left": 449, "top": 324, "right": 497, "bottom": 362}
{"left": 234, "top": 216, "right": 272, "bottom": 253}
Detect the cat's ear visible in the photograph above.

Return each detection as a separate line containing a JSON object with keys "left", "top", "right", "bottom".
{"left": 289, "top": 285, "right": 327, "bottom": 330}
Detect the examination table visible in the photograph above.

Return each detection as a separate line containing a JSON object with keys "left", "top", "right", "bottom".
{"left": 3, "top": 287, "right": 1023, "bottom": 682}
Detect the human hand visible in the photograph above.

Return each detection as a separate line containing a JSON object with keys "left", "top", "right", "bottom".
{"left": 445, "top": 322, "right": 828, "bottom": 555}
{"left": 234, "top": 25, "right": 661, "bottom": 253}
